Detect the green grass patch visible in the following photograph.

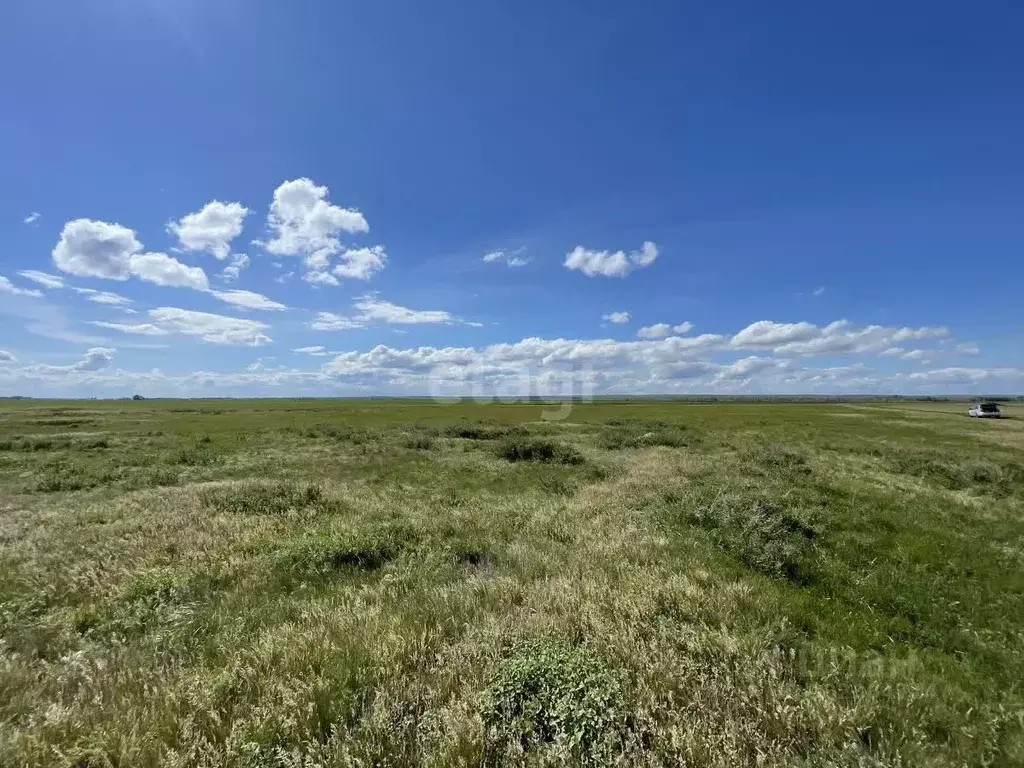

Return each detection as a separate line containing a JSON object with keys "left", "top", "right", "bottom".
{"left": 2, "top": 398, "right": 1024, "bottom": 765}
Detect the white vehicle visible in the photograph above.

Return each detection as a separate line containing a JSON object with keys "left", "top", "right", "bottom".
{"left": 968, "top": 402, "right": 1001, "bottom": 418}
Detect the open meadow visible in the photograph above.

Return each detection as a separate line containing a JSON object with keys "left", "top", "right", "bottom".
{"left": 1, "top": 398, "right": 1022, "bottom": 767}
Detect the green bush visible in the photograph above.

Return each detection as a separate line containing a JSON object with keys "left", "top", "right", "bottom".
{"left": 275, "top": 523, "right": 417, "bottom": 579}
{"left": 171, "top": 444, "right": 219, "bottom": 466}
{"left": 441, "top": 422, "right": 524, "bottom": 440}
{"left": 496, "top": 438, "right": 584, "bottom": 465}
{"left": 302, "top": 423, "right": 372, "bottom": 443}
{"left": 597, "top": 419, "right": 695, "bottom": 450}
{"left": 35, "top": 460, "right": 104, "bottom": 493}
{"left": 403, "top": 435, "right": 435, "bottom": 450}
{"left": 482, "top": 641, "right": 624, "bottom": 763}
{"left": 743, "top": 442, "right": 811, "bottom": 475}
{"left": 888, "top": 453, "right": 1024, "bottom": 496}
{"left": 672, "top": 494, "right": 820, "bottom": 583}
{"left": 200, "top": 482, "right": 337, "bottom": 516}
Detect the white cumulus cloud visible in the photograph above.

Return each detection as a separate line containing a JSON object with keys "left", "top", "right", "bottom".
{"left": 52, "top": 219, "right": 141, "bottom": 280}
{"left": 333, "top": 246, "right": 387, "bottom": 280}
{"left": 258, "top": 178, "right": 372, "bottom": 285}
{"left": 168, "top": 200, "right": 249, "bottom": 260}
{"left": 730, "top": 320, "right": 948, "bottom": 356}
{"left": 602, "top": 311, "right": 630, "bottom": 324}
{"left": 637, "top": 323, "right": 672, "bottom": 339}
{"left": 730, "top": 321, "right": 820, "bottom": 348}
{"left": 128, "top": 252, "right": 209, "bottom": 290}
{"left": 23, "top": 212, "right": 41, "bottom": 225}
{"left": 564, "top": 241, "right": 659, "bottom": 278}
{"left": 353, "top": 295, "right": 455, "bottom": 325}
{"left": 25, "top": 347, "right": 116, "bottom": 375}
{"left": 51, "top": 219, "right": 208, "bottom": 291}
{"left": 637, "top": 322, "right": 693, "bottom": 339}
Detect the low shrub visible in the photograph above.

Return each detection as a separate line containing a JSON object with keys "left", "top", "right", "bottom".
{"left": 482, "top": 641, "right": 624, "bottom": 763}
{"left": 743, "top": 442, "right": 811, "bottom": 475}
{"left": 34, "top": 460, "right": 106, "bottom": 493}
{"left": 598, "top": 420, "right": 695, "bottom": 450}
{"left": 670, "top": 493, "right": 821, "bottom": 583}
{"left": 497, "top": 438, "right": 584, "bottom": 465}
{"left": 6, "top": 437, "right": 74, "bottom": 452}
{"left": 200, "top": 482, "right": 337, "bottom": 516}
{"left": 888, "top": 453, "right": 1024, "bottom": 496}
{"left": 275, "top": 523, "right": 417, "bottom": 579}
{"left": 171, "top": 444, "right": 219, "bottom": 466}
{"left": 303, "top": 424, "right": 371, "bottom": 443}
{"left": 123, "top": 467, "right": 180, "bottom": 490}
{"left": 403, "top": 435, "right": 435, "bottom": 450}
{"left": 442, "top": 422, "right": 524, "bottom": 440}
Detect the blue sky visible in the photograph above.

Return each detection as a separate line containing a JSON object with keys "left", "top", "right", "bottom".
{"left": 2, "top": 0, "right": 1023, "bottom": 397}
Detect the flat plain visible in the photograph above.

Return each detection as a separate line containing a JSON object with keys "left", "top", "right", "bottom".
{"left": 1, "top": 398, "right": 1022, "bottom": 767}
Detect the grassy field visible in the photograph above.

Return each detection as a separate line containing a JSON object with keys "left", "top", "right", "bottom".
{"left": 1, "top": 398, "right": 1022, "bottom": 767}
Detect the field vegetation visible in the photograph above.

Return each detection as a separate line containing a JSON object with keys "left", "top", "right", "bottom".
{"left": 0, "top": 398, "right": 1022, "bottom": 767}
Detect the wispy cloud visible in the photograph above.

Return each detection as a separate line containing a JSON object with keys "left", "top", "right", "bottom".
{"left": 482, "top": 247, "right": 531, "bottom": 268}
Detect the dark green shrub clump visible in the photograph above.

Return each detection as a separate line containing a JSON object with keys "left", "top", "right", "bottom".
{"left": 275, "top": 523, "right": 417, "bottom": 579}
{"left": 743, "top": 442, "right": 811, "bottom": 475}
{"left": 670, "top": 494, "right": 820, "bottom": 583}
{"left": 598, "top": 419, "right": 695, "bottom": 450}
{"left": 888, "top": 452, "right": 1024, "bottom": 496}
{"left": 200, "top": 482, "right": 338, "bottom": 516}
{"left": 171, "top": 444, "right": 219, "bottom": 466}
{"left": 403, "top": 435, "right": 435, "bottom": 450}
{"left": 497, "top": 438, "right": 583, "bottom": 465}
{"left": 442, "top": 422, "right": 524, "bottom": 440}
{"left": 482, "top": 641, "right": 624, "bottom": 763}
{"left": 303, "top": 423, "right": 370, "bottom": 443}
